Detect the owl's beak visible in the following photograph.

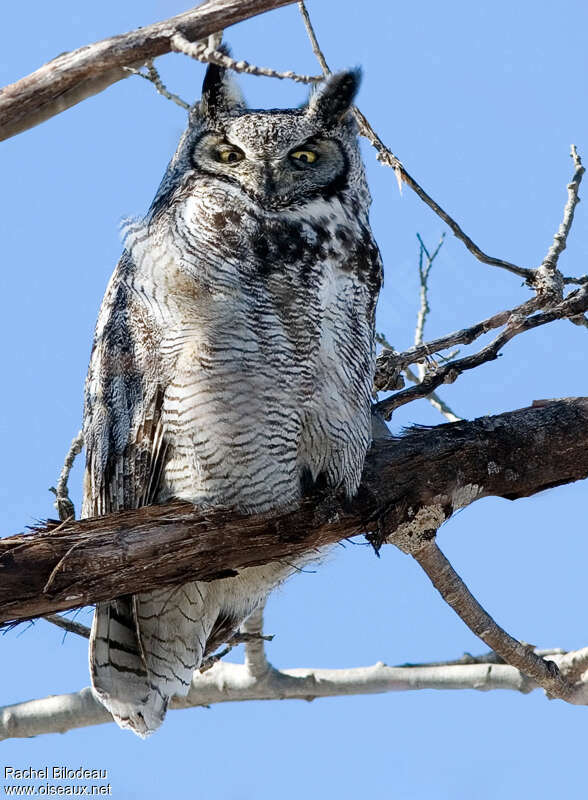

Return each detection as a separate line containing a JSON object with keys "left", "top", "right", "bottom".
{"left": 260, "top": 164, "right": 277, "bottom": 199}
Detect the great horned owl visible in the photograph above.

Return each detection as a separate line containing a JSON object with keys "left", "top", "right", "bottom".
{"left": 82, "top": 61, "right": 382, "bottom": 736}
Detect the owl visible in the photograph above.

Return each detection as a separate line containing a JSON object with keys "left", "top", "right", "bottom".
{"left": 82, "top": 60, "right": 383, "bottom": 736}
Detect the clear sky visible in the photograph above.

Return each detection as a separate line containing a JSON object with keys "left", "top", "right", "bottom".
{"left": 2, "top": 1, "right": 588, "bottom": 798}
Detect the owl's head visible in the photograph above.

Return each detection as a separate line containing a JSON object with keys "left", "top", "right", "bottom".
{"left": 153, "top": 60, "right": 366, "bottom": 213}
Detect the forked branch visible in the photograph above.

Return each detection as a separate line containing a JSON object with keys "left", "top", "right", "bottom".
{"left": 375, "top": 285, "right": 588, "bottom": 418}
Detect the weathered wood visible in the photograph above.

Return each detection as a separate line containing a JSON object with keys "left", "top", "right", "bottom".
{"left": 1, "top": 398, "right": 587, "bottom": 625}
{"left": 0, "top": 0, "right": 297, "bottom": 141}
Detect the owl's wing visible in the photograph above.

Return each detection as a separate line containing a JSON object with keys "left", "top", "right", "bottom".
{"left": 82, "top": 252, "right": 170, "bottom": 735}
{"left": 82, "top": 252, "right": 167, "bottom": 518}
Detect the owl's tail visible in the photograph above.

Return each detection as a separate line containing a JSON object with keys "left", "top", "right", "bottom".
{"left": 90, "top": 584, "right": 214, "bottom": 737}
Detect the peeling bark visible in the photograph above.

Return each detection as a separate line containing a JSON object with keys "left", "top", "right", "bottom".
{"left": 2, "top": 398, "right": 587, "bottom": 625}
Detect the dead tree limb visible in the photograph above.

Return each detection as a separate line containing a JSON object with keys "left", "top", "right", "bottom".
{"left": 3, "top": 648, "right": 584, "bottom": 741}
{"left": 0, "top": 0, "right": 297, "bottom": 142}
{"left": 375, "top": 286, "right": 588, "bottom": 418}
{"left": 409, "top": 541, "right": 571, "bottom": 699}
{"left": 2, "top": 397, "right": 588, "bottom": 625}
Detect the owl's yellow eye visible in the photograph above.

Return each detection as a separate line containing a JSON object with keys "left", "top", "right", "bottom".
{"left": 217, "top": 147, "right": 244, "bottom": 165}
{"left": 290, "top": 149, "right": 318, "bottom": 165}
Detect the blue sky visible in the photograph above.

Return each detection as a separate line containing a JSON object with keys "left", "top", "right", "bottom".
{"left": 2, "top": 1, "right": 588, "bottom": 798}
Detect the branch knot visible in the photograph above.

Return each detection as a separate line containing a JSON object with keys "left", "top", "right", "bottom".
{"left": 385, "top": 504, "right": 446, "bottom": 555}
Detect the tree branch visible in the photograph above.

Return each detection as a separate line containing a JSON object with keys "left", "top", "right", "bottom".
{"left": 2, "top": 398, "right": 588, "bottom": 625}
{"left": 375, "top": 296, "right": 542, "bottom": 389}
{"left": 414, "top": 233, "right": 445, "bottom": 356}
{"left": 242, "top": 604, "right": 271, "bottom": 679}
{"left": 407, "top": 541, "right": 571, "bottom": 700}
{"left": 535, "top": 145, "right": 585, "bottom": 302}
{"left": 0, "top": 0, "right": 298, "bottom": 141}
{"left": 375, "top": 287, "right": 588, "bottom": 418}
{"left": 3, "top": 646, "right": 586, "bottom": 740}
{"left": 124, "top": 62, "right": 191, "bottom": 110}
{"left": 43, "top": 614, "right": 90, "bottom": 640}
{"left": 170, "top": 31, "right": 320, "bottom": 83}
{"left": 49, "top": 430, "right": 84, "bottom": 522}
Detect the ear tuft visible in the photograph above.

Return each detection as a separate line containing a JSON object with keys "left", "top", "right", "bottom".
{"left": 199, "top": 46, "right": 245, "bottom": 118}
{"left": 307, "top": 69, "right": 361, "bottom": 127}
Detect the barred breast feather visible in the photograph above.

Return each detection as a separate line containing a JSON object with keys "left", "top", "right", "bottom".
{"left": 82, "top": 62, "right": 382, "bottom": 736}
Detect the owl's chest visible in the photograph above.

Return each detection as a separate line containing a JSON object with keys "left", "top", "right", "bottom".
{"left": 142, "top": 198, "right": 371, "bottom": 372}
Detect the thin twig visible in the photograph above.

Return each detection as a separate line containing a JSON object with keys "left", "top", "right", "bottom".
{"left": 398, "top": 648, "right": 567, "bottom": 669}
{"left": 124, "top": 61, "right": 190, "bottom": 110}
{"left": 199, "top": 625, "right": 273, "bottom": 673}
{"left": 563, "top": 274, "right": 588, "bottom": 286}
{"left": 415, "top": 233, "right": 445, "bottom": 353}
{"left": 404, "top": 365, "right": 461, "bottom": 423}
{"left": 299, "top": 4, "right": 586, "bottom": 292}
{"left": 199, "top": 645, "right": 233, "bottom": 673}
{"left": 358, "top": 108, "right": 536, "bottom": 281}
{"left": 49, "top": 430, "right": 83, "bottom": 521}
{"left": 231, "top": 630, "right": 274, "bottom": 645}
{"left": 297, "top": 2, "right": 330, "bottom": 74}
{"left": 375, "top": 332, "right": 462, "bottom": 422}
{"left": 414, "top": 233, "right": 446, "bottom": 388}
{"left": 171, "top": 32, "right": 321, "bottom": 84}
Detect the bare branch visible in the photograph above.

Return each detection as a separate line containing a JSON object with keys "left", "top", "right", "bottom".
{"left": 48, "top": 430, "right": 84, "bottom": 522}
{"left": 298, "top": 1, "right": 533, "bottom": 282}
{"left": 415, "top": 233, "right": 446, "bottom": 356}
{"left": 297, "top": 2, "right": 330, "bottom": 75}
{"left": 170, "top": 32, "right": 321, "bottom": 84}
{"left": 408, "top": 233, "right": 463, "bottom": 421}
{"left": 4, "top": 646, "right": 588, "bottom": 739}
{"left": 2, "top": 398, "right": 588, "bottom": 625}
{"left": 0, "top": 0, "right": 299, "bottom": 141}
{"left": 375, "top": 287, "right": 588, "bottom": 418}
{"left": 354, "top": 105, "right": 535, "bottom": 282}
{"left": 404, "top": 539, "right": 571, "bottom": 700}
{"left": 124, "top": 62, "right": 191, "bottom": 110}
{"left": 43, "top": 614, "right": 91, "bottom": 640}
{"left": 404, "top": 365, "right": 461, "bottom": 423}
{"left": 374, "top": 332, "right": 461, "bottom": 421}
{"left": 375, "top": 296, "right": 542, "bottom": 389}
{"left": 535, "top": 145, "right": 585, "bottom": 302}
